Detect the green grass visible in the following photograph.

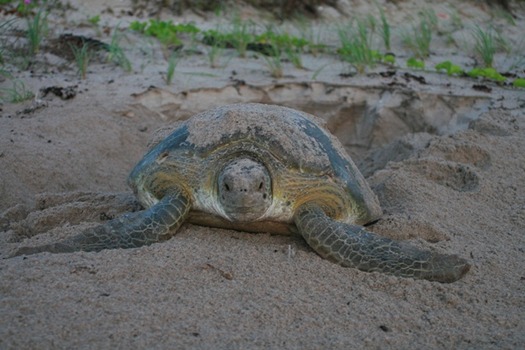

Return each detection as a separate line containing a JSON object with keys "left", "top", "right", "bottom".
{"left": 492, "top": 5, "right": 516, "bottom": 25}
{"left": 2, "top": 2, "right": 523, "bottom": 94}
{"left": 256, "top": 28, "right": 309, "bottom": 52}
{"left": 257, "top": 28, "right": 307, "bottom": 69}
{"left": 292, "top": 17, "right": 327, "bottom": 55}
{"left": 261, "top": 44, "right": 283, "bottom": 78}
{"left": 421, "top": 8, "right": 438, "bottom": 32}
{"left": 70, "top": 43, "right": 92, "bottom": 79}
{"left": 137, "top": 38, "right": 156, "bottom": 73}
{"left": 206, "top": 38, "right": 233, "bottom": 69}
{"left": 4, "top": 0, "right": 36, "bottom": 15}
{"left": 435, "top": 61, "right": 463, "bottom": 76}
{"left": 229, "top": 16, "right": 254, "bottom": 58}
{"left": 107, "top": 25, "right": 132, "bottom": 72}
{"left": 202, "top": 18, "right": 255, "bottom": 58}
{"left": 471, "top": 25, "right": 497, "bottom": 68}
{"left": 382, "top": 53, "right": 395, "bottom": 65}
{"left": 0, "top": 78, "right": 33, "bottom": 103}
{"left": 513, "top": 78, "right": 525, "bottom": 88}
{"left": 406, "top": 57, "right": 425, "bottom": 69}
{"left": 182, "top": 72, "right": 218, "bottom": 78}
{"left": 0, "top": 17, "right": 17, "bottom": 64}
{"left": 402, "top": 13, "right": 434, "bottom": 59}
{"left": 206, "top": 40, "right": 223, "bottom": 68}
{"left": 283, "top": 45, "right": 303, "bottom": 69}
{"left": 472, "top": 25, "right": 511, "bottom": 69}
{"left": 26, "top": 7, "right": 48, "bottom": 56}
{"left": 88, "top": 15, "right": 100, "bottom": 26}
{"left": 378, "top": 6, "right": 391, "bottom": 51}
{"left": 467, "top": 67, "right": 506, "bottom": 82}
{"left": 166, "top": 52, "right": 179, "bottom": 85}
{"left": 130, "top": 20, "right": 200, "bottom": 47}
{"left": 337, "top": 17, "right": 381, "bottom": 74}
{"left": 311, "top": 63, "right": 329, "bottom": 80}
{"left": 200, "top": 22, "right": 228, "bottom": 68}
{"left": 202, "top": 21, "right": 311, "bottom": 66}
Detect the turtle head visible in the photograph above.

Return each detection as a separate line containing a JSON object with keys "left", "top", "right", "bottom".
{"left": 218, "top": 157, "right": 272, "bottom": 222}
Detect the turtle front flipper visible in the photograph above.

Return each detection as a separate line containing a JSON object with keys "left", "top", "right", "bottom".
{"left": 294, "top": 203, "right": 470, "bottom": 283}
{"left": 12, "top": 190, "right": 191, "bottom": 257}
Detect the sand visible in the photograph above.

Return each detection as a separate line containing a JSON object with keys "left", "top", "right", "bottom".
{"left": 0, "top": 0, "right": 524, "bottom": 348}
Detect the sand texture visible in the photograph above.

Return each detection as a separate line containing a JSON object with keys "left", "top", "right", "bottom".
{"left": 1, "top": 0, "right": 524, "bottom": 348}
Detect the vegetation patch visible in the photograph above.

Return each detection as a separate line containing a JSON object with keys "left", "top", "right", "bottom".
{"left": 130, "top": 20, "right": 200, "bottom": 46}
{"left": 0, "top": 0, "right": 524, "bottom": 106}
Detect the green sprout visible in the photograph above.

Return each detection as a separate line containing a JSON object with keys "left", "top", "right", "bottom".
{"left": 229, "top": 16, "right": 253, "bottom": 58}
{"left": 130, "top": 20, "right": 200, "bottom": 46}
{"left": 513, "top": 78, "right": 525, "bottom": 88}
{"left": 166, "top": 52, "right": 179, "bottom": 85}
{"left": 382, "top": 53, "right": 396, "bottom": 65}
{"left": 378, "top": 6, "right": 391, "bottom": 51}
{"left": 107, "top": 25, "right": 132, "bottom": 72}
{"left": 337, "top": 17, "right": 380, "bottom": 74}
{"left": 402, "top": 14, "right": 433, "bottom": 59}
{"left": 293, "top": 17, "right": 327, "bottom": 55}
{"left": 256, "top": 29, "right": 307, "bottom": 69}
{"left": 311, "top": 63, "right": 329, "bottom": 80}
{"left": 201, "top": 16, "right": 256, "bottom": 58}
{"left": 0, "top": 17, "right": 17, "bottom": 65}
{"left": 467, "top": 67, "right": 506, "bottom": 82}
{"left": 71, "top": 43, "right": 92, "bottom": 79}
{"left": 26, "top": 7, "right": 48, "bottom": 56}
{"left": 435, "top": 61, "right": 463, "bottom": 76}
{"left": 88, "top": 15, "right": 100, "bottom": 26}
{"left": 0, "top": 79, "right": 33, "bottom": 103}
{"left": 206, "top": 39, "right": 224, "bottom": 68}
{"left": 406, "top": 57, "right": 425, "bottom": 69}
{"left": 261, "top": 43, "right": 283, "bottom": 78}
{"left": 471, "top": 25, "right": 497, "bottom": 68}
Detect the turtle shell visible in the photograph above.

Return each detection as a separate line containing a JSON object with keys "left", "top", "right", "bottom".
{"left": 128, "top": 103, "right": 382, "bottom": 228}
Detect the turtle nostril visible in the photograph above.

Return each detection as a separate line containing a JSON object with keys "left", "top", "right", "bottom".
{"left": 258, "top": 182, "right": 264, "bottom": 190}
{"left": 224, "top": 183, "right": 230, "bottom": 191}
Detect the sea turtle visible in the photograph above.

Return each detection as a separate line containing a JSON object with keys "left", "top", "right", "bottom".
{"left": 13, "top": 103, "right": 470, "bottom": 283}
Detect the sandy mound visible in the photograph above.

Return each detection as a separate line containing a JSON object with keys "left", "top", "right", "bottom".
{"left": 1, "top": 0, "right": 524, "bottom": 348}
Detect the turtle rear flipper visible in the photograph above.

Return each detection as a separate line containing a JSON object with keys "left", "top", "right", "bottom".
{"left": 294, "top": 203, "right": 470, "bottom": 283}
{"left": 12, "top": 190, "right": 191, "bottom": 257}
